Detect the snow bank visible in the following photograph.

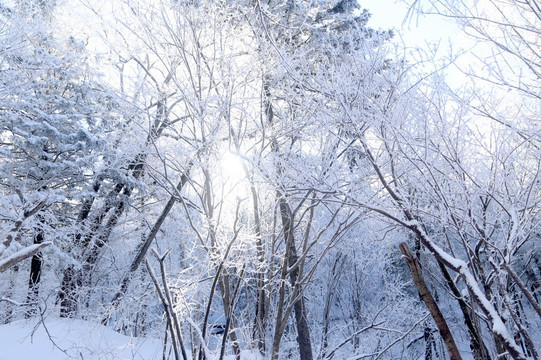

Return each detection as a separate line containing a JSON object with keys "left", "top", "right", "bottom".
{"left": 0, "top": 317, "right": 162, "bottom": 360}
{"left": 0, "top": 317, "right": 264, "bottom": 360}
{"left": 214, "top": 350, "right": 263, "bottom": 360}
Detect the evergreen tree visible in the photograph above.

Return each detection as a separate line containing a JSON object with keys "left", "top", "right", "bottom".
{"left": 0, "top": 2, "right": 115, "bottom": 317}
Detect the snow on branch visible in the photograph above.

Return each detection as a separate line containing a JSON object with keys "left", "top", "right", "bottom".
{"left": 0, "top": 242, "right": 52, "bottom": 273}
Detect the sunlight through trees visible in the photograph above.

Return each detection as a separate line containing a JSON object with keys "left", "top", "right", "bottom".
{"left": 0, "top": 1, "right": 540, "bottom": 359}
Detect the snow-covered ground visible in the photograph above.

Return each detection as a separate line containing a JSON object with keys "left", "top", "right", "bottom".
{"left": 0, "top": 317, "right": 162, "bottom": 360}
{"left": 0, "top": 316, "right": 263, "bottom": 360}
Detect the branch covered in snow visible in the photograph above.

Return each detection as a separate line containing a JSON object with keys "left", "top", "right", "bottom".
{"left": 0, "top": 242, "right": 52, "bottom": 273}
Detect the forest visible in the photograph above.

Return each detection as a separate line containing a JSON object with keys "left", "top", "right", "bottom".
{"left": 0, "top": 0, "right": 540, "bottom": 359}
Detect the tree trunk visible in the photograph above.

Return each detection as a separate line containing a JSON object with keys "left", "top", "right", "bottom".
{"left": 105, "top": 167, "right": 192, "bottom": 322}
{"left": 399, "top": 242, "right": 462, "bottom": 360}
{"left": 436, "top": 260, "right": 491, "bottom": 360}
{"left": 248, "top": 178, "right": 267, "bottom": 354}
{"left": 364, "top": 144, "right": 526, "bottom": 360}
{"left": 25, "top": 226, "right": 44, "bottom": 318}
{"left": 262, "top": 67, "right": 313, "bottom": 360}
{"left": 279, "top": 199, "right": 313, "bottom": 360}
{"left": 59, "top": 266, "right": 79, "bottom": 317}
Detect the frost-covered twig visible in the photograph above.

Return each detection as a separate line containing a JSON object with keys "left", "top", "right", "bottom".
{"left": 0, "top": 297, "right": 28, "bottom": 306}
{"left": 186, "top": 317, "right": 212, "bottom": 360}
{"left": 325, "top": 320, "right": 385, "bottom": 360}
{"left": 145, "top": 257, "right": 183, "bottom": 360}
{"left": 360, "top": 141, "right": 527, "bottom": 360}
{"left": 370, "top": 313, "right": 429, "bottom": 360}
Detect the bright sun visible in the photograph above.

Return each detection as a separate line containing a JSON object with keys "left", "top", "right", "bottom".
{"left": 218, "top": 151, "right": 250, "bottom": 200}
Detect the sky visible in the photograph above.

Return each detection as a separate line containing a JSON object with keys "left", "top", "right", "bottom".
{"left": 361, "top": 0, "right": 460, "bottom": 44}
{"left": 361, "top": 0, "right": 467, "bottom": 63}
{"left": 361, "top": 0, "right": 481, "bottom": 91}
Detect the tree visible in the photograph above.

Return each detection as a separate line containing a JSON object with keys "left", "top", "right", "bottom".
{"left": 248, "top": 2, "right": 395, "bottom": 358}
{"left": 405, "top": 0, "right": 540, "bottom": 140}
{"left": 333, "top": 65, "right": 540, "bottom": 359}
{"left": 0, "top": 1, "right": 114, "bottom": 318}
{"left": 8, "top": 1, "right": 534, "bottom": 360}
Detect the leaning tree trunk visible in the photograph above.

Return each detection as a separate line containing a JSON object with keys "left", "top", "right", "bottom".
{"left": 104, "top": 164, "right": 192, "bottom": 322}
{"left": 399, "top": 242, "right": 462, "bottom": 360}
{"left": 436, "top": 259, "right": 491, "bottom": 360}
{"left": 361, "top": 141, "right": 526, "bottom": 360}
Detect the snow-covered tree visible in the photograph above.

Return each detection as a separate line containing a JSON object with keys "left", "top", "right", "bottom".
{"left": 0, "top": 1, "right": 120, "bottom": 319}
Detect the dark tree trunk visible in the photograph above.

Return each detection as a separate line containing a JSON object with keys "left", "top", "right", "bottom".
{"left": 279, "top": 199, "right": 313, "bottom": 360}
{"left": 400, "top": 242, "right": 462, "bottom": 360}
{"left": 59, "top": 266, "right": 80, "bottom": 317}
{"left": 25, "top": 227, "right": 44, "bottom": 318}
{"left": 424, "top": 327, "right": 434, "bottom": 360}
{"left": 437, "top": 260, "right": 491, "bottom": 360}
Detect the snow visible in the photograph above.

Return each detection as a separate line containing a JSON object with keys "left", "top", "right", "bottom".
{"left": 410, "top": 223, "right": 526, "bottom": 358}
{"left": 0, "top": 317, "right": 264, "bottom": 360}
{"left": 0, "top": 317, "right": 162, "bottom": 360}
{"left": 220, "top": 350, "right": 263, "bottom": 360}
{"left": 0, "top": 242, "right": 52, "bottom": 273}
{"left": 462, "top": 271, "right": 525, "bottom": 358}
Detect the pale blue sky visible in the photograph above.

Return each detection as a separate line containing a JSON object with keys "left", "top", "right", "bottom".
{"left": 361, "top": 0, "right": 460, "bottom": 49}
